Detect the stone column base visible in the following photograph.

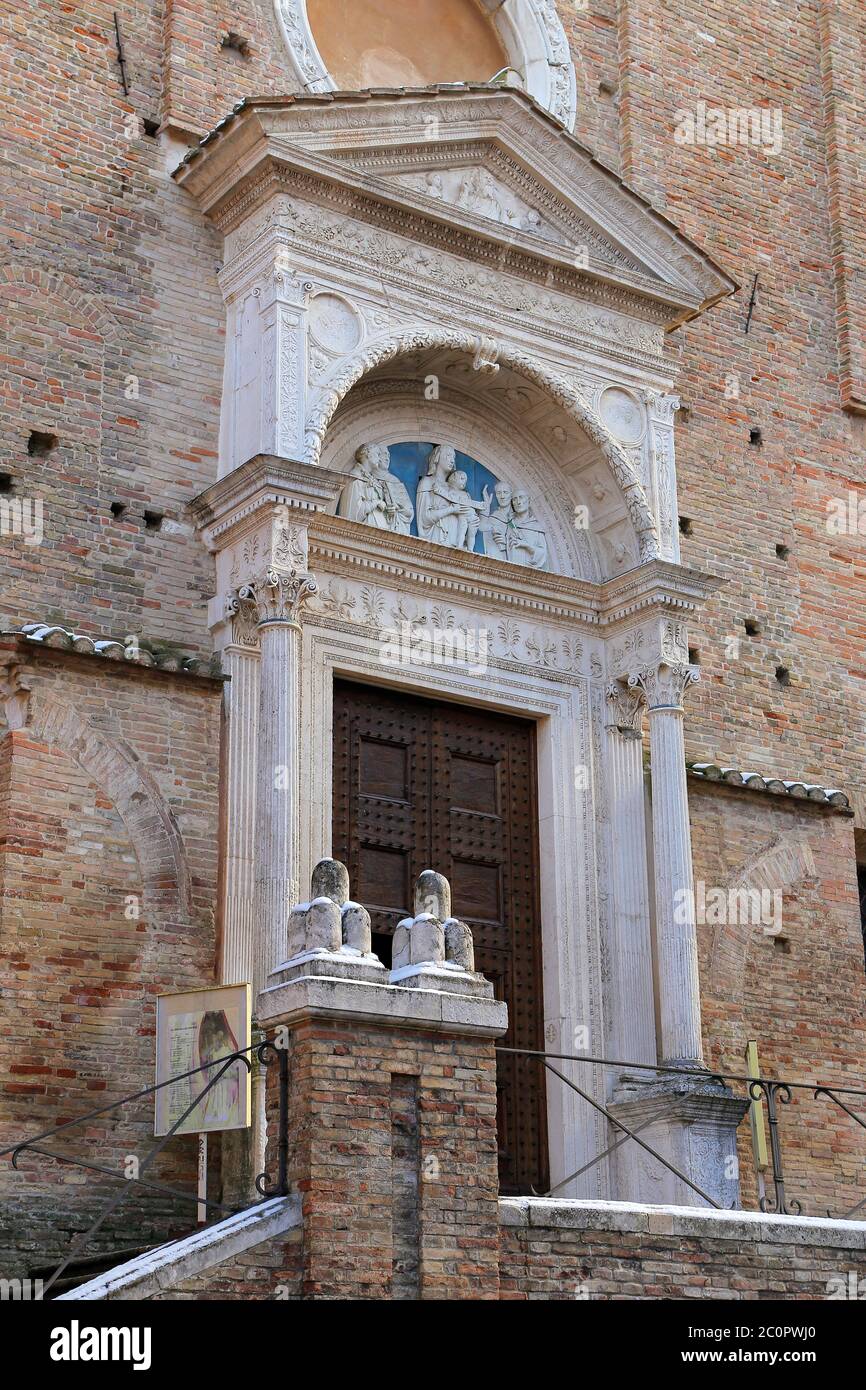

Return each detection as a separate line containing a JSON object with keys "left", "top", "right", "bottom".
{"left": 608, "top": 1071, "right": 749, "bottom": 1209}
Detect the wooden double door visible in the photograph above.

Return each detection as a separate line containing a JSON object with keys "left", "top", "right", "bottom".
{"left": 332, "top": 679, "right": 548, "bottom": 1194}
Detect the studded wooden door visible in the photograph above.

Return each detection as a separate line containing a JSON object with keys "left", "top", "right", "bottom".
{"left": 332, "top": 678, "right": 548, "bottom": 1195}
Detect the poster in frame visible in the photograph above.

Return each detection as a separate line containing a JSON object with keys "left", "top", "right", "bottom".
{"left": 154, "top": 983, "right": 251, "bottom": 1137}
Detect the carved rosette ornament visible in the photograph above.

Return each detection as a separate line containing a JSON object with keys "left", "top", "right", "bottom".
{"left": 235, "top": 568, "right": 319, "bottom": 629}
{"left": 628, "top": 661, "right": 700, "bottom": 712}
{"left": 605, "top": 681, "right": 645, "bottom": 738}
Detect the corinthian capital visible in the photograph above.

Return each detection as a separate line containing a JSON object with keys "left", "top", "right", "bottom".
{"left": 628, "top": 661, "right": 699, "bottom": 712}
{"left": 233, "top": 568, "right": 318, "bottom": 628}
{"left": 605, "top": 681, "right": 645, "bottom": 738}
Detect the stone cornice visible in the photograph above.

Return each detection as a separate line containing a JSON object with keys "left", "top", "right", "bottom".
{"left": 189, "top": 457, "right": 722, "bottom": 632}
{"left": 187, "top": 453, "right": 345, "bottom": 550}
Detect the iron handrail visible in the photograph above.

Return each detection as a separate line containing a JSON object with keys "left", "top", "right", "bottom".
{"left": 4, "top": 1038, "right": 290, "bottom": 1297}
{"left": 498, "top": 1046, "right": 866, "bottom": 1219}
{"left": 495, "top": 1046, "right": 866, "bottom": 1097}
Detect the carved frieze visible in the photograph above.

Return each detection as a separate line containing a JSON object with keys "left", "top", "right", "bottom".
{"left": 306, "top": 567, "right": 608, "bottom": 679}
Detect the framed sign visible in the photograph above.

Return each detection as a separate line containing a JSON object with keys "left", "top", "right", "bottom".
{"left": 154, "top": 983, "right": 251, "bottom": 1136}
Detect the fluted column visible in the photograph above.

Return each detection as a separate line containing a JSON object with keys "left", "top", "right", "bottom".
{"left": 629, "top": 662, "right": 702, "bottom": 1067}
{"left": 604, "top": 684, "right": 656, "bottom": 1066}
{"left": 236, "top": 565, "right": 317, "bottom": 996}
{"left": 219, "top": 611, "right": 260, "bottom": 988}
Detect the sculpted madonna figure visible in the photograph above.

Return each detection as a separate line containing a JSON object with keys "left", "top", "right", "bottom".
{"left": 416, "top": 444, "right": 491, "bottom": 551}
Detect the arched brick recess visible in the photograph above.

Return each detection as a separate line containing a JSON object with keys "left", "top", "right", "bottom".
{"left": 26, "top": 695, "right": 192, "bottom": 921}
{"left": 708, "top": 833, "right": 819, "bottom": 998}
{"left": 0, "top": 263, "right": 121, "bottom": 345}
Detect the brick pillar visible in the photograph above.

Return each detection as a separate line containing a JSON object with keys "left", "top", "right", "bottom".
{"left": 258, "top": 948, "right": 507, "bottom": 1299}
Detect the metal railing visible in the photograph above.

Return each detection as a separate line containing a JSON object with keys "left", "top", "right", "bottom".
{"left": 6, "top": 1039, "right": 865, "bottom": 1297}
{"left": 1, "top": 1039, "right": 288, "bottom": 1298}
{"left": 497, "top": 1047, "right": 866, "bottom": 1219}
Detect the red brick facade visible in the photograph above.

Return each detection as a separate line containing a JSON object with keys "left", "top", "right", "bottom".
{"left": 0, "top": 641, "right": 222, "bottom": 1273}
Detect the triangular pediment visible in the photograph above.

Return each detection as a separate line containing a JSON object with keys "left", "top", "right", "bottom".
{"left": 335, "top": 143, "right": 652, "bottom": 280}
{"left": 175, "top": 85, "right": 736, "bottom": 324}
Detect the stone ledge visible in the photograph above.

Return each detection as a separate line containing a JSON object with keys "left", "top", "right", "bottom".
{"left": 499, "top": 1196, "right": 866, "bottom": 1249}
{"left": 258, "top": 970, "right": 509, "bottom": 1037}
{"left": 56, "top": 1196, "right": 302, "bottom": 1301}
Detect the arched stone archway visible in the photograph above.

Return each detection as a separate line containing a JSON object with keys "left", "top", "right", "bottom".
{"left": 305, "top": 328, "right": 661, "bottom": 565}
{"left": 274, "top": 0, "right": 577, "bottom": 129}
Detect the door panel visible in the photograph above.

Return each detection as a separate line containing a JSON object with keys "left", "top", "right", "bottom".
{"left": 332, "top": 679, "right": 548, "bottom": 1194}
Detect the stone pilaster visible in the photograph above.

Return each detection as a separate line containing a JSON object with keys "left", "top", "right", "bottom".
{"left": 217, "top": 222, "right": 310, "bottom": 476}
{"left": 218, "top": 607, "right": 260, "bottom": 990}
{"left": 604, "top": 683, "right": 656, "bottom": 1067}
{"left": 608, "top": 660, "right": 749, "bottom": 1208}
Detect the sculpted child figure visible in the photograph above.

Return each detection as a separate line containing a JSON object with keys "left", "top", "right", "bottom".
{"left": 441, "top": 469, "right": 489, "bottom": 551}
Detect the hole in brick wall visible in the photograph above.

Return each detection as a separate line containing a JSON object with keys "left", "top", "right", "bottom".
{"left": 598, "top": 80, "right": 616, "bottom": 96}
{"left": 110, "top": 501, "right": 127, "bottom": 519}
{"left": 28, "top": 430, "right": 58, "bottom": 457}
{"left": 0, "top": 473, "right": 12, "bottom": 494}
{"left": 142, "top": 118, "right": 160, "bottom": 138}
{"left": 143, "top": 510, "right": 164, "bottom": 531}
{"left": 749, "top": 427, "right": 763, "bottom": 446}
{"left": 679, "top": 515, "right": 693, "bottom": 536}
{"left": 775, "top": 543, "right": 790, "bottom": 560}
{"left": 220, "top": 31, "right": 250, "bottom": 56}
{"left": 744, "top": 618, "right": 761, "bottom": 636}
{"left": 676, "top": 403, "right": 691, "bottom": 422}
{"left": 688, "top": 647, "right": 700, "bottom": 665}
{"left": 773, "top": 936, "right": 791, "bottom": 955}
{"left": 775, "top": 665, "right": 791, "bottom": 687}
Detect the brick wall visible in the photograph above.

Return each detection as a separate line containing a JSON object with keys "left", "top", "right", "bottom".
{"left": 499, "top": 1199, "right": 866, "bottom": 1300}
{"left": 263, "top": 1013, "right": 501, "bottom": 1300}
{"left": 688, "top": 780, "right": 866, "bottom": 1217}
{"left": 0, "top": 0, "right": 226, "bottom": 656}
{"left": 0, "top": 645, "right": 222, "bottom": 1274}
{"left": 70, "top": 1193, "right": 866, "bottom": 1301}
{"left": 588, "top": 0, "right": 866, "bottom": 831}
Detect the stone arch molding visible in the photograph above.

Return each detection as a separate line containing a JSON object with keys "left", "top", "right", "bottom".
{"left": 708, "top": 833, "right": 819, "bottom": 999}
{"left": 321, "top": 377, "right": 598, "bottom": 580}
{"left": 273, "top": 0, "right": 577, "bottom": 130}
{"left": 24, "top": 695, "right": 193, "bottom": 920}
{"left": 305, "top": 328, "right": 661, "bottom": 562}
